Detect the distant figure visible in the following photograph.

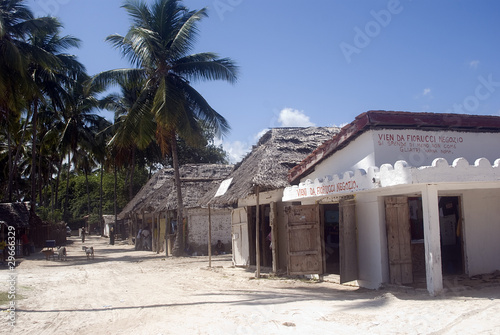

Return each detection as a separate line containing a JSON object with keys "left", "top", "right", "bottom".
{"left": 81, "top": 227, "right": 86, "bottom": 243}
{"left": 110, "top": 227, "right": 115, "bottom": 245}
{"left": 142, "top": 227, "right": 151, "bottom": 250}
{"left": 135, "top": 229, "right": 142, "bottom": 250}
{"left": 21, "top": 232, "right": 30, "bottom": 256}
{"left": 215, "top": 240, "right": 225, "bottom": 255}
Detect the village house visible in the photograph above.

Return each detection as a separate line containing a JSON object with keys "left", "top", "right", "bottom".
{"left": 200, "top": 127, "right": 339, "bottom": 274}
{"left": 282, "top": 110, "right": 500, "bottom": 295}
{"left": 119, "top": 164, "right": 233, "bottom": 255}
{"left": 0, "top": 202, "right": 59, "bottom": 251}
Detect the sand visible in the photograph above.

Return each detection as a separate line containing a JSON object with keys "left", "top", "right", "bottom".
{"left": 2, "top": 234, "right": 500, "bottom": 334}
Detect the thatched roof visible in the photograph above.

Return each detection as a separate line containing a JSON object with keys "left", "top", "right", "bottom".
{"left": 200, "top": 127, "right": 340, "bottom": 206}
{"left": 119, "top": 164, "right": 234, "bottom": 218}
{"left": 0, "top": 202, "right": 31, "bottom": 228}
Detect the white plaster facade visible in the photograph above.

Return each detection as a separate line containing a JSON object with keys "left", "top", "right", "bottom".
{"left": 283, "top": 117, "right": 500, "bottom": 295}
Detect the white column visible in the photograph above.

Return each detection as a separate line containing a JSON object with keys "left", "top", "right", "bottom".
{"left": 421, "top": 184, "right": 443, "bottom": 295}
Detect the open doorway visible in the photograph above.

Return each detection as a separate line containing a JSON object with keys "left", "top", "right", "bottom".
{"left": 247, "top": 205, "right": 272, "bottom": 267}
{"left": 439, "top": 196, "right": 464, "bottom": 275}
{"left": 389, "top": 195, "right": 464, "bottom": 286}
{"left": 322, "top": 204, "right": 340, "bottom": 274}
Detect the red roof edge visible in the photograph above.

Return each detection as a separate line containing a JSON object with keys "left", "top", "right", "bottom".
{"left": 288, "top": 110, "right": 500, "bottom": 184}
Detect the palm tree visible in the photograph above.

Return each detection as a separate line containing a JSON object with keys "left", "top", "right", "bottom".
{"left": 26, "top": 23, "right": 84, "bottom": 213}
{"left": 101, "top": 76, "right": 149, "bottom": 200}
{"left": 92, "top": 0, "right": 238, "bottom": 255}
{"left": 0, "top": 0, "right": 64, "bottom": 201}
{"left": 59, "top": 73, "right": 107, "bottom": 221}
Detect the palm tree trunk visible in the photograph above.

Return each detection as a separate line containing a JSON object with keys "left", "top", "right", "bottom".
{"left": 99, "top": 164, "right": 104, "bottom": 234}
{"left": 85, "top": 167, "right": 91, "bottom": 216}
{"left": 55, "top": 155, "right": 63, "bottom": 208}
{"left": 171, "top": 134, "right": 185, "bottom": 256}
{"left": 8, "top": 111, "right": 30, "bottom": 201}
{"left": 6, "top": 126, "right": 13, "bottom": 202}
{"left": 31, "top": 100, "right": 39, "bottom": 213}
{"left": 114, "top": 161, "right": 118, "bottom": 234}
{"left": 64, "top": 152, "right": 71, "bottom": 221}
{"left": 129, "top": 147, "right": 136, "bottom": 200}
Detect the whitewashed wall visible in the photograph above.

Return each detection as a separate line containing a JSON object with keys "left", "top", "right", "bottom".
{"left": 304, "top": 129, "right": 500, "bottom": 183}
{"left": 355, "top": 193, "right": 389, "bottom": 289}
{"left": 187, "top": 208, "right": 232, "bottom": 254}
{"left": 310, "top": 131, "right": 375, "bottom": 181}
{"left": 462, "top": 188, "right": 500, "bottom": 276}
{"left": 372, "top": 129, "right": 500, "bottom": 168}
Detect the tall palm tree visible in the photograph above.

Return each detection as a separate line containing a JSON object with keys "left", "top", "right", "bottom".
{"left": 27, "top": 23, "right": 84, "bottom": 213}
{"left": 92, "top": 0, "right": 238, "bottom": 255}
{"left": 59, "top": 73, "right": 107, "bottom": 221}
{"left": 0, "top": 0, "right": 63, "bottom": 201}
{"left": 101, "top": 76, "right": 148, "bottom": 200}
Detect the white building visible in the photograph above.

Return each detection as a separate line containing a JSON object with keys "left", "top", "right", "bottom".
{"left": 282, "top": 110, "right": 500, "bottom": 295}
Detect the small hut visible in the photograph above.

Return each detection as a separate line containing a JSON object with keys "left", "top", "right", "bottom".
{"left": 0, "top": 202, "right": 51, "bottom": 250}
{"left": 119, "top": 164, "right": 234, "bottom": 255}
{"left": 200, "top": 127, "right": 339, "bottom": 273}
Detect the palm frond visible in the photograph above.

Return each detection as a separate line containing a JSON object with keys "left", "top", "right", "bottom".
{"left": 168, "top": 8, "right": 207, "bottom": 59}
{"left": 173, "top": 53, "right": 238, "bottom": 84}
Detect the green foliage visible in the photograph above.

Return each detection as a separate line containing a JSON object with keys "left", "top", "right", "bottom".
{"left": 37, "top": 166, "right": 150, "bottom": 222}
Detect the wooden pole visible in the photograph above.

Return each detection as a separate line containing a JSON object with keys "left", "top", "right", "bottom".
{"left": 255, "top": 186, "right": 260, "bottom": 278}
{"left": 270, "top": 201, "right": 278, "bottom": 274}
{"left": 208, "top": 204, "right": 212, "bottom": 268}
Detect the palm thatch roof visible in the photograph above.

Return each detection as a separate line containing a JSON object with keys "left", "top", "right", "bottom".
{"left": 200, "top": 127, "right": 340, "bottom": 207}
{"left": 0, "top": 202, "right": 31, "bottom": 228}
{"left": 119, "top": 164, "right": 234, "bottom": 218}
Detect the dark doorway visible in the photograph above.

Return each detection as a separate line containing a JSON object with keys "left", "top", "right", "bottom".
{"left": 248, "top": 205, "right": 272, "bottom": 267}
{"left": 323, "top": 204, "right": 340, "bottom": 274}
{"left": 439, "top": 196, "right": 464, "bottom": 275}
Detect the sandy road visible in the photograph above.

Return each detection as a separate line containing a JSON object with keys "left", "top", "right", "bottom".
{"left": 2, "top": 235, "right": 500, "bottom": 334}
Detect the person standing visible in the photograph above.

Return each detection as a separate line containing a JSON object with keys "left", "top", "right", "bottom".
{"left": 110, "top": 227, "right": 115, "bottom": 245}
{"left": 135, "top": 228, "right": 142, "bottom": 250}
{"left": 142, "top": 227, "right": 151, "bottom": 251}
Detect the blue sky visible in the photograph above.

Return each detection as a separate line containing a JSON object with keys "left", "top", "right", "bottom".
{"left": 27, "top": 0, "right": 500, "bottom": 163}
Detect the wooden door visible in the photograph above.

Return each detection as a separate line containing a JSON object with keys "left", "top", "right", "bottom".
{"left": 232, "top": 207, "right": 250, "bottom": 266}
{"left": 385, "top": 196, "right": 413, "bottom": 284}
{"left": 285, "top": 205, "right": 322, "bottom": 275}
{"left": 339, "top": 199, "right": 358, "bottom": 284}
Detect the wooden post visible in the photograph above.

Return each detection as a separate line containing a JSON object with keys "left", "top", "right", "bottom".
{"left": 270, "top": 202, "right": 278, "bottom": 274}
{"left": 208, "top": 204, "right": 212, "bottom": 268}
{"left": 255, "top": 186, "right": 260, "bottom": 278}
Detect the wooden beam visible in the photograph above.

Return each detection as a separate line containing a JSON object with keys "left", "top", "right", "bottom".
{"left": 208, "top": 204, "right": 212, "bottom": 268}
{"left": 255, "top": 186, "right": 260, "bottom": 278}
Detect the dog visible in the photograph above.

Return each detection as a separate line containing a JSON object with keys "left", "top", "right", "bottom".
{"left": 42, "top": 249, "right": 55, "bottom": 260}
{"left": 57, "top": 246, "right": 67, "bottom": 261}
{"left": 82, "top": 246, "right": 94, "bottom": 260}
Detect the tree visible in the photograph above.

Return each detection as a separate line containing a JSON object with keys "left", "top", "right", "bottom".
{"left": 59, "top": 73, "right": 108, "bottom": 221}
{"left": 92, "top": 0, "right": 238, "bottom": 255}
{"left": 26, "top": 20, "right": 84, "bottom": 213}
{"left": 0, "top": 0, "right": 63, "bottom": 201}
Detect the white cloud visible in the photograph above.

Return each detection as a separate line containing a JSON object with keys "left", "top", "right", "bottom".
{"left": 254, "top": 128, "right": 269, "bottom": 141}
{"left": 277, "top": 108, "right": 315, "bottom": 127}
{"left": 219, "top": 108, "right": 316, "bottom": 164}
{"left": 423, "top": 88, "right": 431, "bottom": 96}
{"left": 470, "top": 60, "right": 480, "bottom": 69}
{"left": 218, "top": 139, "right": 251, "bottom": 164}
